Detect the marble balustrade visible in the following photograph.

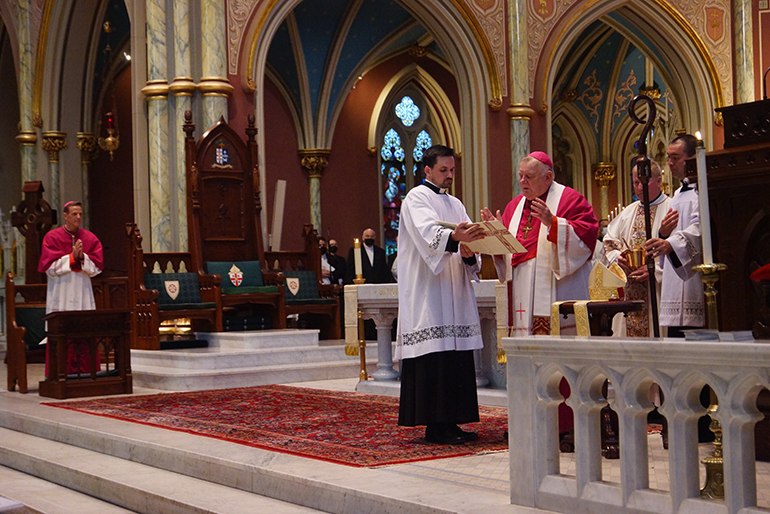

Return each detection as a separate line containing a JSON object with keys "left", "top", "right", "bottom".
{"left": 344, "top": 280, "right": 507, "bottom": 387}
{"left": 504, "top": 334, "right": 770, "bottom": 514}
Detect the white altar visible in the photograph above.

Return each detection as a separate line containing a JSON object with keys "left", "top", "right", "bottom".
{"left": 344, "top": 279, "right": 508, "bottom": 388}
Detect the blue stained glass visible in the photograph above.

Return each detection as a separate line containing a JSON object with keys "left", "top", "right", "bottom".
{"left": 395, "top": 96, "right": 420, "bottom": 127}
{"left": 381, "top": 128, "right": 405, "bottom": 162}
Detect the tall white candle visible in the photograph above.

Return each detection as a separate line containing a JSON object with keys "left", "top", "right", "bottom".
{"left": 695, "top": 136, "right": 713, "bottom": 265}
{"left": 354, "top": 238, "right": 363, "bottom": 276}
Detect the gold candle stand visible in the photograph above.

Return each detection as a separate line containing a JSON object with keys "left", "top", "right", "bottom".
{"left": 358, "top": 310, "right": 367, "bottom": 381}
{"left": 693, "top": 262, "right": 726, "bottom": 499}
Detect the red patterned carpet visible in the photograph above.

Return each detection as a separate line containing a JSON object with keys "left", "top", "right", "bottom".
{"left": 45, "top": 385, "right": 509, "bottom": 467}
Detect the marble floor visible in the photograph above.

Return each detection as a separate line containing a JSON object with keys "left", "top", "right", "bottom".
{"left": 2, "top": 364, "right": 770, "bottom": 512}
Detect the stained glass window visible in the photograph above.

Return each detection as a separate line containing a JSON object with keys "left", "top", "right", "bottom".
{"left": 381, "top": 128, "right": 406, "bottom": 256}
{"left": 395, "top": 96, "right": 420, "bottom": 127}
{"left": 412, "top": 130, "right": 432, "bottom": 179}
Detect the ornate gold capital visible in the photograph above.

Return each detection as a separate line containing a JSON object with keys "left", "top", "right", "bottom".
{"left": 506, "top": 103, "right": 535, "bottom": 120}
{"left": 488, "top": 97, "right": 503, "bottom": 112}
{"left": 77, "top": 132, "right": 98, "bottom": 165}
{"left": 592, "top": 162, "right": 617, "bottom": 188}
{"left": 639, "top": 85, "right": 661, "bottom": 100}
{"left": 299, "top": 149, "right": 331, "bottom": 179}
{"left": 141, "top": 80, "right": 170, "bottom": 99}
{"left": 41, "top": 131, "right": 67, "bottom": 163}
{"left": 560, "top": 88, "right": 577, "bottom": 102}
{"left": 198, "top": 77, "right": 235, "bottom": 98}
{"left": 15, "top": 130, "right": 37, "bottom": 146}
{"left": 168, "top": 77, "right": 197, "bottom": 97}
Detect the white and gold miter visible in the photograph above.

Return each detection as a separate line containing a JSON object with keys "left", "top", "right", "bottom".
{"left": 588, "top": 260, "right": 627, "bottom": 301}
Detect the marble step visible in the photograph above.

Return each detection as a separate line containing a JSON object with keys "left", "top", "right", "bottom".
{"left": 131, "top": 344, "right": 357, "bottom": 369}
{"left": 131, "top": 358, "right": 376, "bottom": 391}
{"left": 0, "top": 428, "right": 324, "bottom": 514}
{"left": 0, "top": 464, "right": 134, "bottom": 513}
{"left": 0, "top": 394, "right": 525, "bottom": 514}
{"left": 356, "top": 379, "right": 509, "bottom": 408}
{"left": 199, "top": 329, "right": 320, "bottom": 349}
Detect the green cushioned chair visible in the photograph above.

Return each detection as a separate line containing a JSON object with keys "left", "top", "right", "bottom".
{"left": 205, "top": 260, "right": 279, "bottom": 295}
{"left": 15, "top": 306, "right": 47, "bottom": 350}
{"left": 283, "top": 270, "right": 336, "bottom": 305}
{"left": 143, "top": 272, "right": 217, "bottom": 310}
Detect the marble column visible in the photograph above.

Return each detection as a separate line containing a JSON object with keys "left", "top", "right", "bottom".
{"left": 734, "top": 0, "right": 755, "bottom": 104}
{"left": 170, "top": 0, "right": 194, "bottom": 251}
{"left": 299, "top": 149, "right": 331, "bottom": 232}
{"left": 200, "top": 0, "right": 232, "bottom": 129}
{"left": 592, "top": 162, "right": 616, "bottom": 220}
{"left": 41, "top": 132, "right": 67, "bottom": 213}
{"left": 369, "top": 311, "right": 399, "bottom": 381}
{"left": 507, "top": 0, "right": 532, "bottom": 198}
{"left": 16, "top": 0, "right": 36, "bottom": 185}
{"left": 76, "top": 133, "right": 97, "bottom": 228}
{"left": 144, "top": 0, "right": 171, "bottom": 251}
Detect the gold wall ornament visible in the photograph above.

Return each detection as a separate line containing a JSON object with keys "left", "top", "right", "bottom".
{"left": 32, "top": 114, "right": 43, "bottom": 128}
{"left": 488, "top": 97, "right": 503, "bottom": 112}
{"left": 246, "top": 77, "right": 257, "bottom": 92}
{"left": 408, "top": 44, "right": 428, "bottom": 58}
{"left": 506, "top": 103, "right": 535, "bottom": 120}
{"left": 41, "top": 132, "right": 68, "bottom": 163}
{"left": 639, "top": 85, "right": 661, "bottom": 100}
{"left": 367, "top": 146, "right": 377, "bottom": 157}
{"left": 715, "top": 111, "right": 723, "bottom": 126}
{"left": 560, "top": 88, "right": 577, "bottom": 102}
{"left": 299, "top": 149, "right": 331, "bottom": 179}
{"left": 77, "top": 133, "right": 98, "bottom": 165}
{"left": 15, "top": 131, "right": 37, "bottom": 146}
{"left": 98, "top": 113, "right": 119, "bottom": 160}
{"left": 592, "top": 162, "right": 617, "bottom": 188}
{"left": 541, "top": 102, "right": 548, "bottom": 114}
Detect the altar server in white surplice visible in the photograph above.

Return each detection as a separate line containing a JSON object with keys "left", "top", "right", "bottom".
{"left": 645, "top": 134, "right": 705, "bottom": 336}
{"left": 603, "top": 160, "right": 672, "bottom": 337}
{"left": 483, "top": 152, "right": 599, "bottom": 335}
{"left": 396, "top": 144, "right": 486, "bottom": 446}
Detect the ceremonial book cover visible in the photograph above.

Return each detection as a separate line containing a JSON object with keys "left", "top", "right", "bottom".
{"left": 436, "top": 220, "right": 526, "bottom": 255}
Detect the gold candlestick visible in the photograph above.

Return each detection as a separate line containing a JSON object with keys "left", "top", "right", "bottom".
{"left": 693, "top": 262, "right": 726, "bottom": 499}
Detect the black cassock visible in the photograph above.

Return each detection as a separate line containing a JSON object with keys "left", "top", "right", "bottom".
{"left": 398, "top": 349, "right": 479, "bottom": 426}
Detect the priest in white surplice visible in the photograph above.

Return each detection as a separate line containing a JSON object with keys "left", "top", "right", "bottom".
{"left": 603, "top": 160, "right": 673, "bottom": 337}
{"left": 396, "top": 144, "right": 486, "bottom": 446}
{"left": 483, "top": 152, "right": 599, "bottom": 335}
{"left": 645, "top": 134, "right": 705, "bottom": 336}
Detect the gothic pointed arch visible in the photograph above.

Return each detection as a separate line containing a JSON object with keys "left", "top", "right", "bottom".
{"left": 537, "top": 0, "right": 725, "bottom": 157}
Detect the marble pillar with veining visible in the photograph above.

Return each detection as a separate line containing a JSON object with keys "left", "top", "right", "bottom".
{"left": 300, "top": 150, "right": 330, "bottom": 232}
{"left": 201, "top": 0, "right": 230, "bottom": 129}
{"left": 507, "top": 0, "right": 532, "bottom": 198}
{"left": 172, "top": 0, "right": 193, "bottom": 251}
{"left": 734, "top": 0, "right": 755, "bottom": 103}
{"left": 145, "top": 0, "right": 171, "bottom": 251}
{"left": 16, "top": 0, "right": 36, "bottom": 184}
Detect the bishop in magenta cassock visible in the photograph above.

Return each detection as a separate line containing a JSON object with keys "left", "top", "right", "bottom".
{"left": 38, "top": 201, "right": 103, "bottom": 374}
{"left": 484, "top": 152, "right": 598, "bottom": 335}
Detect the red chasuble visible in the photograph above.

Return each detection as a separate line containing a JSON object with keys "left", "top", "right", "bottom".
{"left": 501, "top": 186, "right": 598, "bottom": 268}
{"left": 38, "top": 226, "right": 104, "bottom": 273}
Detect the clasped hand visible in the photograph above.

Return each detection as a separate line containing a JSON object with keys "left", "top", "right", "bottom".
{"left": 72, "top": 239, "right": 84, "bottom": 260}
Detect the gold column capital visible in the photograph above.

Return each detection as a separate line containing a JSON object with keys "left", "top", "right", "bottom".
{"left": 299, "top": 149, "right": 331, "bottom": 179}
{"left": 16, "top": 130, "right": 37, "bottom": 146}
{"left": 506, "top": 103, "right": 535, "bottom": 120}
{"left": 76, "top": 132, "right": 98, "bottom": 164}
{"left": 41, "top": 131, "right": 68, "bottom": 162}
{"left": 592, "top": 162, "right": 617, "bottom": 188}
{"left": 141, "top": 80, "right": 170, "bottom": 99}
{"left": 198, "top": 77, "right": 234, "bottom": 98}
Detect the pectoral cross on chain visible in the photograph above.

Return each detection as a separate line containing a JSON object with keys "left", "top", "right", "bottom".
{"left": 522, "top": 224, "right": 533, "bottom": 240}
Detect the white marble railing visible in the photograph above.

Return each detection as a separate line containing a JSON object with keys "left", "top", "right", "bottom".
{"left": 504, "top": 335, "right": 770, "bottom": 514}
